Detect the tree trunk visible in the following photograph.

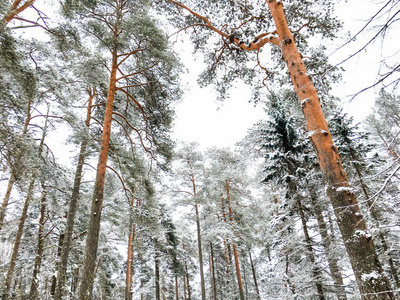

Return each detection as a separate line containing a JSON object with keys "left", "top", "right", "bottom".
{"left": 0, "top": 97, "right": 32, "bottom": 230}
{"left": 194, "top": 202, "right": 206, "bottom": 300}
{"left": 210, "top": 242, "right": 217, "bottom": 300}
{"left": 351, "top": 160, "right": 400, "bottom": 289}
{"left": 189, "top": 170, "right": 206, "bottom": 300}
{"left": 0, "top": 0, "right": 35, "bottom": 30}
{"left": 297, "top": 198, "right": 325, "bottom": 299}
{"left": 2, "top": 177, "right": 35, "bottom": 300}
{"left": 155, "top": 255, "right": 161, "bottom": 300}
{"left": 267, "top": 1, "right": 394, "bottom": 298}
{"left": 249, "top": 251, "right": 261, "bottom": 300}
{"left": 50, "top": 233, "right": 64, "bottom": 296}
{"left": 310, "top": 189, "right": 347, "bottom": 300}
{"left": 183, "top": 241, "right": 192, "bottom": 300}
{"left": 28, "top": 185, "right": 47, "bottom": 300}
{"left": 126, "top": 222, "right": 136, "bottom": 300}
{"left": 225, "top": 180, "right": 245, "bottom": 300}
{"left": 2, "top": 110, "right": 47, "bottom": 300}
{"left": 175, "top": 275, "right": 179, "bottom": 300}
{"left": 77, "top": 46, "right": 118, "bottom": 299}
{"left": 0, "top": 174, "right": 15, "bottom": 230}
{"left": 54, "top": 91, "right": 94, "bottom": 300}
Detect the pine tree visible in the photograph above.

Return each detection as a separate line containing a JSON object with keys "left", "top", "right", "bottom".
{"left": 163, "top": 1, "right": 394, "bottom": 297}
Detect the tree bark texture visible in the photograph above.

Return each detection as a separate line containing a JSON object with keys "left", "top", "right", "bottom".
{"left": 78, "top": 49, "right": 118, "bottom": 299}
{"left": 267, "top": 1, "right": 394, "bottom": 298}
{"left": 54, "top": 91, "right": 94, "bottom": 300}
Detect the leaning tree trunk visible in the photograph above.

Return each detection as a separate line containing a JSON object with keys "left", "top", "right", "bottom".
{"left": 54, "top": 91, "right": 94, "bottom": 300}
{"left": 77, "top": 47, "right": 118, "bottom": 300}
{"left": 267, "top": 1, "right": 394, "bottom": 298}
{"left": 350, "top": 158, "right": 400, "bottom": 289}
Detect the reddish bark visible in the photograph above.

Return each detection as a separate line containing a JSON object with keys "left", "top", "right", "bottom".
{"left": 0, "top": 0, "right": 35, "bottom": 29}
{"left": 78, "top": 48, "right": 118, "bottom": 300}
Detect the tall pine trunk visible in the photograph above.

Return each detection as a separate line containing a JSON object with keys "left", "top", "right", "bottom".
{"left": 183, "top": 241, "right": 192, "bottom": 300}
{"left": 125, "top": 220, "right": 136, "bottom": 300}
{"left": 210, "top": 242, "right": 217, "bottom": 300}
{"left": 78, "top": 46, "right": 118, "bottom": 299}
{"left": 28, "top": 184, "right": 47, "bottom": 300}
{"left": 225, "top": 180, "right": 245, "bottom": 300}
{"left": 54, "top": 91, "right": 94, "bottom": 300}
{"left": 267, "top": 1, "right": 394, "bottom": 298}
{"left": 194, "top": 201, "right": 206, "bottom": 300}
